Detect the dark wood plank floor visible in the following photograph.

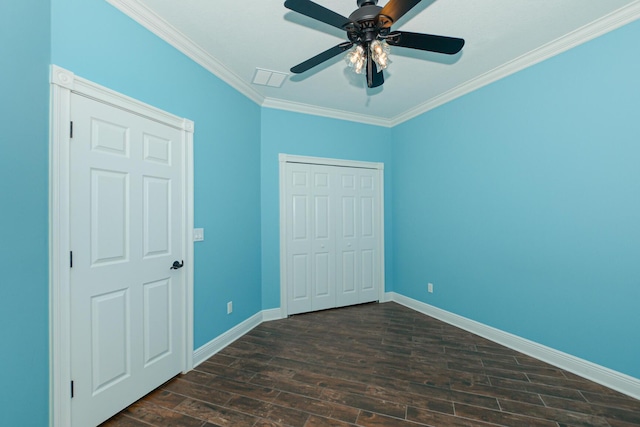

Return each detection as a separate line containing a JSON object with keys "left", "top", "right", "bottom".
{"left": 101, "top": 302, "right": 640, "bottom": 427}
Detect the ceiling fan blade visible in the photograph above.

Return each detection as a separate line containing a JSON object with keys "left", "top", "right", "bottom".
{"left": 366, "top": 53, "right": 384, "bottom": 88}
{"left": 377, "top": 0, "right": 422, "bottom": 28}
{"left": 291, "top": 42, "right": 354, "bottom": 74}
{"left": 284, "top": 0, "right": 352, "bottom": 30}
{"left": 387, "top": 31, "right": 465, "bottom": 54}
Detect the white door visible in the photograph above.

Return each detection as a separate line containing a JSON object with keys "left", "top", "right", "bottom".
{"left": 285, "top": 163, "right": 337, "bottom": 315}
{"left": 336, "top": 167, "right": 380, "bottom": 307}
{"left": 69, "top": 93, "right": 185, "bottom": 426}
{"left": 284, "top": 159, "right": 382, "bottom": 315}
{"left": 309, "top": 165, "right": 338, "bottom": 311}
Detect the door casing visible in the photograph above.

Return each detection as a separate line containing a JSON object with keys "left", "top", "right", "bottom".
{"left": 49, "top": 65, "right": 195, "bottom": 427}
{"left": 278, "top": 153, "right": 385, "bottom": 318}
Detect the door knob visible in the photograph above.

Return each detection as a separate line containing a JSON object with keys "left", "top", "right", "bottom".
{"left": 170, "top": 260, "right": 184, "bottom": 270}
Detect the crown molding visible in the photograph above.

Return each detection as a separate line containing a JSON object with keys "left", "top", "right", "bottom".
{"left": 262, "top": 97, "right": 393, "bottom": 127}
{"left": 389, "top": 0, "right": 640, "bottom": 127}
{"left": 105, "top": 0, "right": 265, "bottom": 105}
{"left": 106, "top": 0, "right": 640, "bottom": 128}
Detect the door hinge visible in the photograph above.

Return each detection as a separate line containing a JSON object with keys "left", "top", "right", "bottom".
{"left": 70, "top": 251, "right": 73, "bottom": 268}
{"left": 70, "top": 380, "right": 74, "bottom": 398}
{"left": 70, "top": 121, "right": 73, "bottom": 138}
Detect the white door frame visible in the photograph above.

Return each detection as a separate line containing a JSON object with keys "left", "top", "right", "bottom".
{"left": 49, "top": 65, "right": 195, "bottom": 427}
{"left": 278, "top": 153, "right": 385, "bottom": 318}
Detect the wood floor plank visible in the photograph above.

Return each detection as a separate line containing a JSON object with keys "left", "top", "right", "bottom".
{"left": 453, "top": 402, "right": 558, "bottom": 427}
{"left": 99, "top": 413, "right": 153, "bottom": 427}
{"left": 123, "top": 400, "right": 205, "bottom": 427}
{"left": 172, "top": 398, "right": 258, "bottom": 427}
{"left": 304, "top": 414, "right": 357, "bottom": 427}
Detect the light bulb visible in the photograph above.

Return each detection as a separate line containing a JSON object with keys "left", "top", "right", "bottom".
{"left": 345, "top": 45, "right": 366, "bottom": 74}
{"left": 372, "top": 41, "right": 383, "bottom": 55}
{"left": 370, "top": 40, "right": 391, "bottom": 71}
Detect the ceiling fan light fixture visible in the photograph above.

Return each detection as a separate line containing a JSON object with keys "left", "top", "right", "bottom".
{"left": 285, "top": 0, "right": 465, "bottom": 88}
{"left": 345, "top": 44, "right": 366, "bottom": 74}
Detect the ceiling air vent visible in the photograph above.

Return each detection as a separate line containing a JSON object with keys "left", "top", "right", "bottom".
{"left": 252, "top": 68, "right": 288, "bottom": 88}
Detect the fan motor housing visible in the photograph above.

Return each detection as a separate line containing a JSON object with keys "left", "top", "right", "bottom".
{"left": 349, "top": 4, "right": 382, "bottom": 23}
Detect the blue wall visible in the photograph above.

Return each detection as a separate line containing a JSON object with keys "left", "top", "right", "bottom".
{"left": 1, "top": 2, "right": 638, "bottom": 424}
{"left": 0, "top": 2, "right": 51, "bottom": 426}
{"left": 392, "top": 20, "right": 640, "bottom": 378}
{"left": 260, "top": 109, "right": 394, "bottom": 309}
{"left": 51, "top": 0, "right": 263, "bottom": 348}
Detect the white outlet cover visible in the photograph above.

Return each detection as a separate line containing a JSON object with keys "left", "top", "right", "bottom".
{"left": 193, "top": 228, "right": 204, "bottom": 241}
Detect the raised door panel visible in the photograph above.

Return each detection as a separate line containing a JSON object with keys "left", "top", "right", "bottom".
{"left": 91, "top": 290, "right": 130, "bottom": 394}
{"left": 313, "top": 252, "right": 331, "bottom": 298}
{"left": 91, "top": 170, "right": 129, "bottom": 265}
{"left": 90, "top": 118, "right": 129, "bottom": 156}
{"left": 291, "top": 253, "right": 310, "bottom": 301}
{"left": 143, "top": 177, "right": 171, "bottom": 258}
{"left": 143, "top": 279, "right": 172, "bottom": 366}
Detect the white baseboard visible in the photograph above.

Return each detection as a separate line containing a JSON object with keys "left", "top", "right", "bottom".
{"left": 262, "top": 308, "right": 284, "bottom": 322}
{"left": 382, "top": 292, "right": 395, "bottom": 303}
{"left": 192, "top": 308, "right": 285, "bottom": 367}
{"left": 192, "top": 312, "right": 263, "bottom": 367}
{"left": 387, "top": 292, "right": 640, "bottom": 400}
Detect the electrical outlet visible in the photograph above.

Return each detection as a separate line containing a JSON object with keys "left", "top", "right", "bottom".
{"left": 428, "top": 283, "right": 434, "bottom": 293}
{"left": 227, "top": 301, "right": 233, "bottom": 314}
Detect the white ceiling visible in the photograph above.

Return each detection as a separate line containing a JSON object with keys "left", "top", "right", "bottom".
{"left": 109, "top": 0, "right": 640, "bottom": 126}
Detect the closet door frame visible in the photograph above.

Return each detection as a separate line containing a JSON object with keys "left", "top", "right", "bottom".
{"left": 279, "top": 154, "right": 385, "bottom": 317}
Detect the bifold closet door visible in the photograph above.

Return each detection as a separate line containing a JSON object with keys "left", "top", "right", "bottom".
{"left": 285, "top": 163, "right": 337, "bottom": 315}
{"left": 335, "top": 167, "right": 380, "bottom": 307}
{"left": 284, "top": 161, "right": 381, "bottom": 315}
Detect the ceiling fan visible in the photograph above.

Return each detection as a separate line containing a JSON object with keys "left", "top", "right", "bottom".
{"left": 285, "top": 0, "right": 465, "bottom": 88}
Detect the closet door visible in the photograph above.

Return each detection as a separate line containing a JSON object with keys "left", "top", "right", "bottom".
{"left": 309, "top": 165, "right": 337, "bottom": 311}
{"left": 336, "top": 168, "right": 381, "bottom": 307}
{"left": 283, "top": 158, "right": 382, "bottom": 315}
{"left": 284, "top": 163, "right": 336, "bottom": 315}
